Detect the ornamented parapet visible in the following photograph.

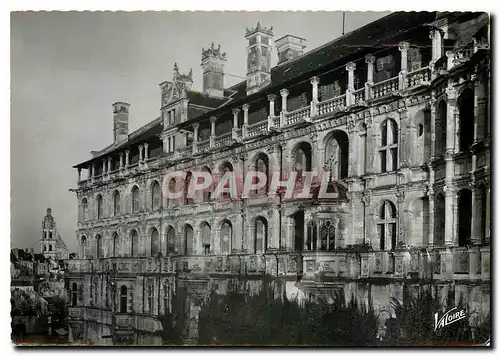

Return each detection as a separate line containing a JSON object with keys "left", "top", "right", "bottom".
{"left": 245, "top": 21, "right": 274, "bottom": 37}
{"left": 202, "top": 42, "right": 227, "bottom": 61}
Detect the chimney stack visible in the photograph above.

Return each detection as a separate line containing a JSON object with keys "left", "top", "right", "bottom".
{"left": 112, "top": 102, "right": 130, "bottom": 144}
{"left": 275, "top": 35, "right": 307, "bottom": 65}
{"left": 245, "top": 22, "right": 274, "bottom": 95}
{"left": 201, "top": 43, "right": 227, "bottom": 98}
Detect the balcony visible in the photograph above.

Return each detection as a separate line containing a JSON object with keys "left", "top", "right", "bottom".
{"left": 371, "top": 77, "right": 399, "bottom": 99}
{"left": 284, "top": 106, "right": 310, "bottom": 126}
{"left": 317, "top": 94, "right": 346, "bottom": 116}
{"left": 213, "top": 131, "right": 232, "bottom": 148}
{"left": 245, "top": 120, "right": 268, "bottom": 139}
{"left": 405, "top": 66, "right": 431, "bottom": 88}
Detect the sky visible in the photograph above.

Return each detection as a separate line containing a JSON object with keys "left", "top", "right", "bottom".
{"left": 10, "top": 10, "right": 390, "bottom": 253}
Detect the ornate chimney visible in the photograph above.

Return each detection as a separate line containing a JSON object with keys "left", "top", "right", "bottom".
{"left": 112, "top": 102, "right": 130, "bottom": 144}
{"left": 201, "top": 42, "right": 227, "bottom": 98}
{"left": 275, "top": 35, "right": 307, "bottom": 65}
{"left": 245, "top": 22, "right": 274, "bottom": 95}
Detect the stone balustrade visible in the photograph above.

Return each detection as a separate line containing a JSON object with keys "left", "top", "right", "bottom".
{"left": 285, "top": 106, "right": 310, "bottom": 126}
{"left": 406, "top": 66, "right": 431, "bottom": 88}
{"left": 245, "top": 120, "right": 268, "bottom": 138}
{"left": 371, "top": 77, "right": 399, "bottom": 99}
{"left": 317, "top": 94, "right": 347, "bottom": 115}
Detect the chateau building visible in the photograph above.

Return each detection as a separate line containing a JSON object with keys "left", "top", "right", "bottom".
{"left": 65, "top": 11, "right": 491, "bottom": 345}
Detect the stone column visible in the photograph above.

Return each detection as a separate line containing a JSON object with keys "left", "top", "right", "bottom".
{"left": 427, "top": 190, "right": 435, "bottom": 247}
{"left": 125, "top": 150, "right": 130, "bottom": 167}
{"left": 102, "top": 160, "right": 106, "bottom": 175}
{"left": 192, "top": 123, "right": 199, "bottom": 154}
{"left": 310, "top": 77, "right": 319, "bottom": 116}
{"left": 364, "top": 117, "right": 374, "bottom": 174}
{"left": 242, "top": 104, "right": 249, "bottom": 138}
{"left": 485, "top": 180, "right": 490, "bottom": 244}
{"left": 396, "top": 190, "right": 406, "bottom": 246}
{"left": 107, "top": 157, "right": 112, "bottom": 173}
{"left": 280, "top": 89, "right": 289, "bottom": 127}
{"left": 443, "top": 185, "right": 455, "bottom": 246}
{"left": 430, "top": 96, "right": 437, "bottom": 159}
{"left": 365, "top": 55, "right": 375, "bottom": 100}
{"left": 77, "top": 168, "right": 82, "bottom": 182}
{"left": 232, "top": 108, "right": 240, "bottom": 140}
{"left": 347, "top": 118, "right": 357, "bottom": 177}
{"left": 398, "top": 41, "right": 410, "bottom": 90}
{"left": 144, "top": 143, "right": 149, "bottom": 161}
{"left": 210, "top": 116, "right": 217, "bottom": 149}
{"left": 470, "top": 182, "right": 481, "bottom": 245}
{"left": 474, "top": 73, "right": 486, "bottom": 142}
{"left": 346, "top": 62, "right": 356, "bottom": 106}
{"left": 138, "top": 144, "right": 144, "bottom": 163}
{"left": 429, "top": 29, "right": 443, "bottom": 62}
{"left": 445, "top": 85, "right": 458, "bottom": 153}
{"left": 119, "top": 153, "right": 124, "bottom": 169}
{"left": 268, "top": 94, "right": 277, "bottom": 128}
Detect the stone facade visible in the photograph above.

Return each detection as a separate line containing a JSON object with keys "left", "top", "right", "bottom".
{"left": 65, "top": 12, "right": 491, "bottom": 345}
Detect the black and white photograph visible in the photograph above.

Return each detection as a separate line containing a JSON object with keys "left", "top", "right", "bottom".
{"left": 9, "top": 8, "right": 491, "bottom": 347}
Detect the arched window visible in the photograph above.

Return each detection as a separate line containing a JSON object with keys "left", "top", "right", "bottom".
{"left": 319, "top": 220, "right": 335, "bottom": 251}
{"left": 80, "top": 236, "right": 87, "bottom": 258}
{"left": 132, "top": 186, "right": 140, "bottom": 213}
{"left": 201, "top": 223, "right": 211, "bottom": 255}
{"left": 458, "top": 88, "right": 474, "bottom": 152}
{"left": 71, "top": 283, "right": 78, "bottom": 307}
{"left": 120, "top": 285, "right": 128, "bottom": 313}
{"left": 306, "top": 221, "right": 317, "bottom": 251}
{"left": 434, "top": 194, "right": 445, "bottom": 246}
{"left": 167, "top": 178, "right": 177, "bottom": 207}
{"left": 96, "top": 195, "right": 103, "bottom": 220}
{"left": 324, "top": 131, "right": 349, "bottom": 180}
{"left": 167, "top": 227, "right": 175, "bottom": 255}
{"left": 113, "top": 191, "right": 120, "bottom": 216}
{"left": 184, "top": 224, "right": 193, "bottom": 255}
{"left": 96, "top": 235, "right": 103, "bottom": 259}
{"left": 112, "top": 232, "right": 119, "bottom": 257}
{"left": 202, "top": 167, "right": 212, "bottom": 202}
{"left": 43, "top": 245, "right": 47, "bottom": 252}
{"left": 220, "top": 162, "right": 233, "bottom": 200}
{"left": 458, "top": 189, "right": 472, "bottom": 246}
{"left": 220, "top": 221, "right": 232, "bottom": 255}
{"left": 379, "top": 119, "right": 398, "bottom": 172}
{"left": 254, "top": 154, "right": 269, "bottom": 195}
{"left": 184, "top": 172, "right": 194, "bottom": 205}
{"left": 293, "top": 142, "right": 312, "bottom": 181}
{"left": 437, "top": 100, "right": 447, "bottom": 157}
{"left": 151, "top": 228, "right": 160, "bottom": 256}
{"left": 378, "top": 200, "right": 397, "bottom": 250}
{"left": 151, "top": 181, "right": 161, "bottom": 211}
{"left": 130, "top": 230, "right": 139, "bottom": 257}
{"left": 82, "top": 199, "right": 88, "bottom": 222}
{"left": 254, "top": 217, "right": 268, "bottom": 253}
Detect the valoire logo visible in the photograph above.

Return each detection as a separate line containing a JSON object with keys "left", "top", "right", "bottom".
{"left": 434, "top": 307, "right": 467, "bottom": 331}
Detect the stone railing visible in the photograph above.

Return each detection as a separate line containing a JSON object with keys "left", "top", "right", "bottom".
{"left": 406, "top": 66, "right": 431, "bottom": 88}
{"left": 246, "top": 120, "right": 268, "bottom": 138}
{"left": 270, "top": 115, "right": 280, "bottom": 129}
{"left": 317, "top": 94, "right": 346, "bottom": 115}
{"left": 353, "top": 88, "right": 364, "bottom": 105}
{"left": 178, "top": 145, "right": 192, "bottom": 158}
{"left": 285, "top": 106, "right": 310, "bottom": 125}
{"left": 197, "top": 139, "right": 210, "bottom": 153}
{"left": 214, "top": 132, "right": 232, "bottom": 148}
{"left": 371, "top": 77, "right": 399, "bottom": 99}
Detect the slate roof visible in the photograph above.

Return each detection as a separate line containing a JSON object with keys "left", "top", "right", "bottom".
{"left": 76, "top": 11, "right": 472, "bottom": 168}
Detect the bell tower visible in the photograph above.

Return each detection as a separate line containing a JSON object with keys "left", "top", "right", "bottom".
{"left": 245, "top": 22, "right": 274, "bottom": 95}
{"left": 40, "top": 208, "right": 57, "bottom": 259}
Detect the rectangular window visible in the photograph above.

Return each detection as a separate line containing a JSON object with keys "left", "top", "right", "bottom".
{"left": 390, "top": 148, "right": 398, "bottom": 171}
{"left": 172, "top": 109, "right": 176, "bottom": 123}
{"left": 203, "top": 244, "right": 210, "bottom": 256}
{"left": 380, "top": 150, "right": 387, "bottom": 173}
